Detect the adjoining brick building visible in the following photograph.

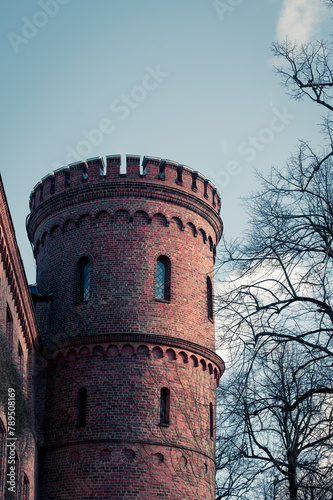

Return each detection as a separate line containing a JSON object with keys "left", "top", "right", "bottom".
{"left": 1, "top": 155, "right": 224, "bottom": 499}
{"left": 0, "top": 175, "right": 39, "bottom": 500}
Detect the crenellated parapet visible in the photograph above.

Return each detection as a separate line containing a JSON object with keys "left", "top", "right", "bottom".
{"left": 28, "top": 154, "right": 221, "bottom": 216}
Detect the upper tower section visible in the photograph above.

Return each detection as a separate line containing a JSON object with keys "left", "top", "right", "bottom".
{"left": 26, "top": 155, "right": 223, "bottom": 351}
{"left": 27, "top": 155, "right": 222, "bottom": 239}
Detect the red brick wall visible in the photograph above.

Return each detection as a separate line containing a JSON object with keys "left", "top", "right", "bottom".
{"left": 40, "top": 339, "right": 221, "bottom": 499}
{"left": 27, "top": 155, "right": 224, "bottom": 499}
{"left": 0, "top": 177, "right": 39, "bottom": 500}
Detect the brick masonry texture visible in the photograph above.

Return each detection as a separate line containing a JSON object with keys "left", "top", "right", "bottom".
{"left": 26, "top": 154, "right": 224, "bottom": 499}
{"left": 0, "top": 177, "right": 39, "bottom": 500}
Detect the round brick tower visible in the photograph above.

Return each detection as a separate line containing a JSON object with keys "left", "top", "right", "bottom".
{"left": 27, "top": 155, "right": 224, "bottom": 500}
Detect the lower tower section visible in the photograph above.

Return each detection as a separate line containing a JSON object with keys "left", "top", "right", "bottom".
{"left": 40, "top": 335, "right": 223, "bottom": 500}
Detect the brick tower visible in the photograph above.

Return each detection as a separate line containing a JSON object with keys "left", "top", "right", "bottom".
{"left": 27, "top": 155, "right": 224, "bottom": 500}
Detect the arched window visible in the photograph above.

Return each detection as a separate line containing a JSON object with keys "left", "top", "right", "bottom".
{"left": 160, "top": 387, "right": 170, "bottom": 425}
{"left": 155, "top": 256, "right": 171, "bottom": 300}
{"left": 209, "top": 402, "right": 214, "bottom": 439}
{"left": 207, "top": 276, "right": 213, "bottom": 321}
{"left": 79, "top": 258, "right": 90, "bottom": 302}
{"left": 77, "top": 388, "right": 87, "bottom": 427}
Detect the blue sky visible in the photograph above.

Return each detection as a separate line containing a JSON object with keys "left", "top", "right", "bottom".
{"left": 1, "top": 0, "right": 332, "bottom": 282}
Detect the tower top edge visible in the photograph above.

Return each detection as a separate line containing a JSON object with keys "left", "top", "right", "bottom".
{"left": 28, "top": 154, "right": 221, "bottom": 215}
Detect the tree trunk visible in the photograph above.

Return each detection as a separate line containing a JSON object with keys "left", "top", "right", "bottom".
{"left": 287, "top": 451, "right": 298, "bottom": 500}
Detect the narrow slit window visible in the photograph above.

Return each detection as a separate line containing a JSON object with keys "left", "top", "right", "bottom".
{"left": 160, "top": 387, "right": 170, "bottom": 425}
{"left": 209, "top": 402, "right": 214, "bottom": 439}
{"left": 18, "top": 342, "right": 23, "bottom": 377}
{"left": 79, "top": 258, "right": 90, "bottom": 302}
{"left": 156, "top": 256, "right": 170, "bottom": 300}
{"left": 207, "top": 277, "right": 213, "bottom": 321}
{"left": 23, "top": 474, "right": 29, "bottom": 500}
{"left": 6, "top": 305, "right": 13, "bottom": 348}
{"left": 77, "top": 388, "right": 87, "bottom": 427}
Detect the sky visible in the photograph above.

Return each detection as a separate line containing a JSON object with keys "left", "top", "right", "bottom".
{"left": 1, "top": 0, "right": 332, "bottom": 283}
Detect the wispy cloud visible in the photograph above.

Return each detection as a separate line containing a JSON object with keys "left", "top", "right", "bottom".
{"left": 276, "top": 0, "right": 325, "bottom": 44}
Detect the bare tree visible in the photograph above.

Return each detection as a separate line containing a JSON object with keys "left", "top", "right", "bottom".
{"left": 298, "top": 469, "right": 333, "bottom": 500}
{"left": 216, "top": 3, "right": 333, "bottom": 498}
{"left": 215, "top": 345, "right": 333, "bottom": 500}
{"left": 217, "top": 22, "right": 333, "bottom": 410}
{"left": 272, "top": 39, "right": 333, "bottom": 112}
{"left": 217, "top": 154, "right": 333, "bottom": 407}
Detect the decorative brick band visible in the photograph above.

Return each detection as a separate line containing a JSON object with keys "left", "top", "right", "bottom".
{"left": 42, "top": 437, "right": 216, "bottom": 464}
{"left": 0, "top": 229, "right": 34, "bottom": 351}
{"left": 32, "top": 206, "right": 217, "bottom": 262}
{"left": 44, "top": 332, "right": 224, "bottom": 382}
{"left": 27, "top": 180, "right": 222, "bottom": 245}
